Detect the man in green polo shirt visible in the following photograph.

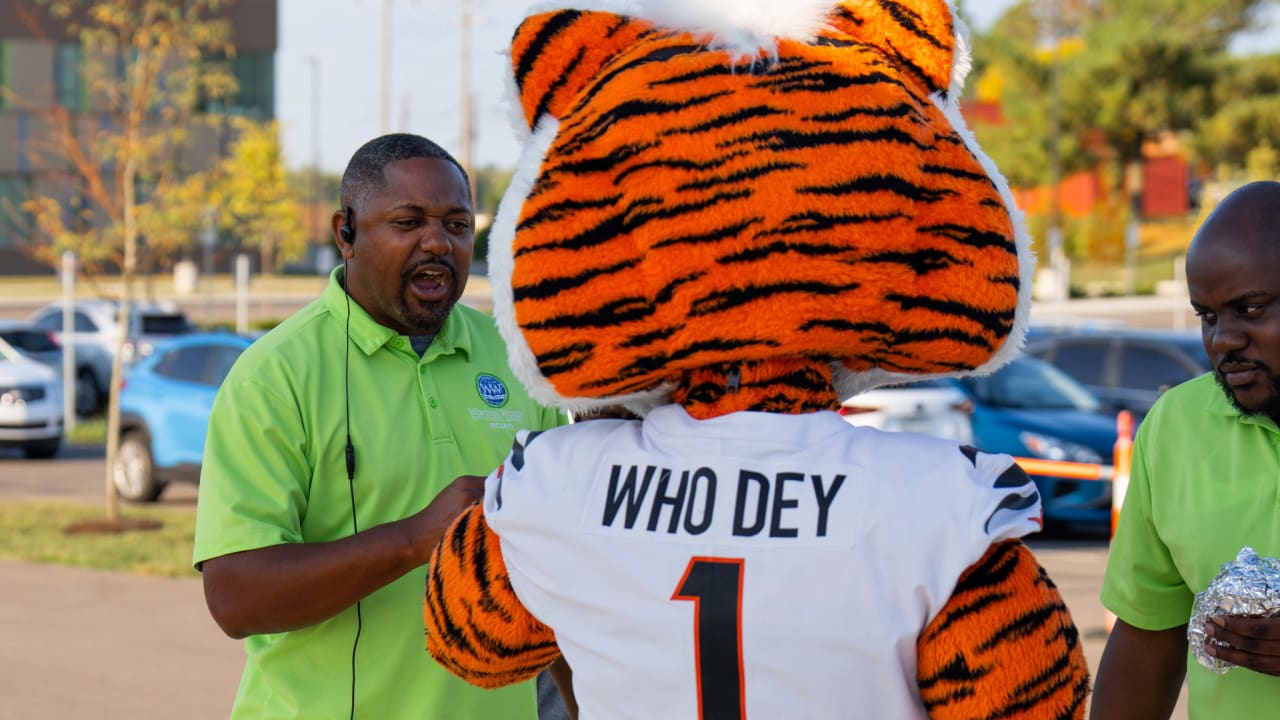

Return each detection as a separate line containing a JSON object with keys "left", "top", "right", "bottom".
{"left": 194, "top": 134, "right": 568, "bottom": 719}
{"left": 1092, "top": 180, "right": 1280, "bottom": 719}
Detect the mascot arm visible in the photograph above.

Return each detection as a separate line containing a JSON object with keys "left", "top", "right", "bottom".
{"left": 917, "top": 539, "right": 1090, "bottom": 719}
{"left": 425, "top": 503, "right": 560, "bottom": 688}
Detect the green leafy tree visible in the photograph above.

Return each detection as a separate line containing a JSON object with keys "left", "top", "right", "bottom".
{"left": 19, "top": 0, "right": 236, "bottom": 524}
{"left": 213, "top": 118, "right": 308, "bottom": 274}
{"left": 1191, "top": 52, "right": 1280, "bottom": 172}
{"left": 970, "top": 0, "right": 1276, "bottom": 263}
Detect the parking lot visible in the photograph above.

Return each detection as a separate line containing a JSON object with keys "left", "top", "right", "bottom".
{"left": 0, "top": 440, "right": 1191, "bottom": 718}
{"left": 1, "top": 288, "right": 1196, "bottom": 717}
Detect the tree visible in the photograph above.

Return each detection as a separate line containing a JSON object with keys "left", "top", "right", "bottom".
{"left": 214, "top": 118, "right": 308, "bottom": 274}
{"left": 1190, "top": 51, "right": 1280, "bottom": 172}
{"left": 20, "top": 0, "right": 237, "bottom": 525}
{"left": 969, "top": 0, "right": 1277, "bottom": 263}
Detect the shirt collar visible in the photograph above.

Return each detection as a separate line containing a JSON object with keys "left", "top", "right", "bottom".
{"left": 323, "top": 266, "right": 472, "bottom": 360}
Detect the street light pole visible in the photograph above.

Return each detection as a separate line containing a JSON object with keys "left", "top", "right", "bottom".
{"left": 459, "top": 0, "right": 474, "bottom": 189}
{"left": 379, "top": 0, "right": 391, "bottom": 135}
{"left": 1040, "top": 0, "right": 1067, "bottom": 302}
{"left": 304, "top": 55, "right": 321, "bottom": 245}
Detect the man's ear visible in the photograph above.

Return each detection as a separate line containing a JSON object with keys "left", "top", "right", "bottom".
{"left": 332, "top": 210, "right": 354, "bottom": 259}
{"left": 510, "top": 9, "right": 651, "bottom": 129}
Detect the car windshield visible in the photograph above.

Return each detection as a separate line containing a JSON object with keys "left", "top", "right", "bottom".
{"left": 0, "top": 329, "right": 59, "bottom": 353}
{"left": 139, "top": 314, "right": 192, "bottom": 334}
{"left": 963, "top": 357, "right": 1100, "bottom": 411}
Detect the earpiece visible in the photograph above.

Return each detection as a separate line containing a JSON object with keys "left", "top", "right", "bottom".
{"left": 340, "top": 248, "right": 361, "bottom": 719}
{"left": 340, "top": 206, "right": 356, "bottom": 244}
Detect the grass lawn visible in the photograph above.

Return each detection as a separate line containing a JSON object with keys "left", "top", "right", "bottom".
{"left": 0, "top": 500, "right": 198, "bottom": 577}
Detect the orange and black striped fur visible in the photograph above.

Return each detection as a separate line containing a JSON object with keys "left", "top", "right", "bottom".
{"left": 426, "top": 0, "right": 1087, "bottom": 716}
{"left": 490, "top": 0, "right": 1031, "bottom": 414}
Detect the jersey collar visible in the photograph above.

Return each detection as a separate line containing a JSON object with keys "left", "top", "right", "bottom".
{"left": 323, "top": 266, "right": 473, "bottom": 360}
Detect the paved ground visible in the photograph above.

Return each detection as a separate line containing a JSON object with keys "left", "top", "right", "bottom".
{"left": 0, "top": 557, "right": 244, "bottom": 720}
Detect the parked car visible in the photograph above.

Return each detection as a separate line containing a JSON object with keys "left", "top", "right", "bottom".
{"left": 952, "top": 355, "right": 1119, "bottom": 530}
{"left": 1024, "top": 326, "right": 1209, "bottom": 417}
{"left": 839, "top": 378, "right": 974, "bottom": 444}
{"left": 0, "top": 318, "right": 103, "bottom": 417}
{"left": 29, "top": 299, "right": 195, "bottom": 414}
{"left": 114, "top": 332, "right": 253, "bottom": 502}
{"left": 0, "top": 334, "right": 65, "bottom": 459}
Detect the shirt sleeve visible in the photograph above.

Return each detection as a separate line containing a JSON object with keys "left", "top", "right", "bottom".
{"left": 192, "top": 370, "right": 312, "bottom": 570}
{"left": 1100, "top": 423, "right": 1193, "bottom": 630}
{"left": 967, "top": 448, "right": 1045, "bottom": 543}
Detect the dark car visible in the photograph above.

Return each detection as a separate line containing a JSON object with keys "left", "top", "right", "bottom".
{"left": 1024, "top": 326, "right": 1209, "bottom": 418}
{"left": 114, "top": 332, "right": 253, "bottom": 502}
{"left": 950, "top": 355, "right": 1119, "bottom": 531}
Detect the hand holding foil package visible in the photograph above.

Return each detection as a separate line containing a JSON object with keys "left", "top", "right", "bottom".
{"left": 1188, "top": 547, "right": 1280, "bottom": 673}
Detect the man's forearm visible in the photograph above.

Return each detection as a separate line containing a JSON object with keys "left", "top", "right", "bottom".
{"left": 1090, "top": 620, "right": 1187, "bottom": 720}
{"left": 201, "top": 515, "right": 428, "bottom": 639}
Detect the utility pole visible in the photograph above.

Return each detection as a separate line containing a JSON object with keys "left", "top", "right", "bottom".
{"left": 379, "top": 0, "right": 391, "bottom": 134}
{"left": 304, "top": 55, "right": 321, "bottom": 244}
{"left": 459, "top": 0, "right": 474, "bottom": 189}
{"left": 1040, "top": 0, "right": 1067, "bottom": 302}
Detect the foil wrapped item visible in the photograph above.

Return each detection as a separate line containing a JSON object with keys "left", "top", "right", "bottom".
{"left": 1188, "top": 547, "right": 1280, "bottom": 673}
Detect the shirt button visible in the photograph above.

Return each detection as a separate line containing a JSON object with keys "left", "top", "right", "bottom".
{"left": 429, "top": 397, "right": 438, "bottom": 408}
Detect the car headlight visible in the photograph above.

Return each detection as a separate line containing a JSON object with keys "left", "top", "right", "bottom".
{"left": 0, "top": 384, "right": 48, "bottom": 405}
{"left": 1019, "top": 431, "right": 1104, "bottom": 464}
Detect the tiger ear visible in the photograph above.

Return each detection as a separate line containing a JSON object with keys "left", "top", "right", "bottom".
{"left": 826, "top": 0, "right": 961, "bottom": 97}
{"left": 510, "top": 10, "right": 652, "bottom": 129}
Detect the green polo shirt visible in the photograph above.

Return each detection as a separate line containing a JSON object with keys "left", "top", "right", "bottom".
{"left": 194, "top": 268, "right": 567, "bottom": 719}
{"left": 1102, "top": 373, "right": 1280, "bottom": 719}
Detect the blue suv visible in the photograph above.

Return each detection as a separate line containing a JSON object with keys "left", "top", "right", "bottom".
{"left": 114, "top": 332, "right": 253, "bottom": 502}
{"left": 950, "top": 355, "right": 1119, "bottom": 532}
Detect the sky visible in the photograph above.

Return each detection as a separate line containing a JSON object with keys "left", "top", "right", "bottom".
{"left": 273, "top": 0, "right": 1280, "bottom": 175}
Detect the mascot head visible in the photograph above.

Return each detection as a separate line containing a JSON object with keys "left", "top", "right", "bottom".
{"left": 487, "top": 0, "right": 1033, "bottom": 419}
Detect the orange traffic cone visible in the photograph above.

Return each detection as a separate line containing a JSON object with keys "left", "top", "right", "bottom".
{"left": 1104, "top": 410, "right": 1134, "bottom": 634}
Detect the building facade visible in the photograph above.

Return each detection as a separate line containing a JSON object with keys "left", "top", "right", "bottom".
{"left": 0, "top": 0, "right": 278, "bottom": 274}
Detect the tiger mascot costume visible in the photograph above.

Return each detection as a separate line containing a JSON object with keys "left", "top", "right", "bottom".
{"left": 424, "top": 0, "right": 1090, "bottom": 717}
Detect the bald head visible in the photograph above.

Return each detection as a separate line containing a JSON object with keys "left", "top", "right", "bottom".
{"left": 1188, "top": 180, "right": 1280, "bottom": 261}
{"left": 1185, "top": 180, "right": 1280, "bottom": 423}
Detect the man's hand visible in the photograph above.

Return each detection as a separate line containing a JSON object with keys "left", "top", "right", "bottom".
{"left": 404, "top": 475, "right": 486, "bottom": 559}
{"left": 1205, "top": 615, "right": 1280, "bottom": 676}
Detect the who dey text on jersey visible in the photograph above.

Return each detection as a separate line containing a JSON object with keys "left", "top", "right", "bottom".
{"left": 586, "top": 460, "right": 855, "bottom": 545}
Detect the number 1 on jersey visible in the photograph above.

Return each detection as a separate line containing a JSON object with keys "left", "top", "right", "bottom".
{"left": 672, "top": 557, "right": 745, "bottom": 720}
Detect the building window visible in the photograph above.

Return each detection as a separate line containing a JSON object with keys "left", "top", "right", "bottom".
{"left": 55, "top": 43, "right": 85, "bottom": 111}
{"left": 196, "top": 51, "right": 274, "bottom": 120}
{"left": 231, "top": 51, "right": 274, "bottom": 120}
{"left": 0, "top": 40, "right": 9, "bottom": 111}
{"left": 0, "top": 176, "right": 34, "bottom": 250}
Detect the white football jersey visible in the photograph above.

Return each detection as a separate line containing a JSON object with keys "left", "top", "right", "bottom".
{"left": 484, "top": 405, "right": 1041, "bottom": 720}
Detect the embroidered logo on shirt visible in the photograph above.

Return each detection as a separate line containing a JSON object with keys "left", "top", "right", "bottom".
{"left": 476, "top": 373, "right": 510, "bottom": 408}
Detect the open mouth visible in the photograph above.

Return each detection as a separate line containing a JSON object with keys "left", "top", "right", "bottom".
{"left": 407, "top": 265, "right": 453, "bottom": 303}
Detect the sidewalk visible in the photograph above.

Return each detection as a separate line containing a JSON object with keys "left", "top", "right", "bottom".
{"left": 0, "top": 558, "right": 244, "bottom": 720}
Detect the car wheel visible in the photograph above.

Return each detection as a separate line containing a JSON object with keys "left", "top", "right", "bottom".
{"left": 114, "top": 429, "right": 165, "bottom": 502}
{"left": 75, "top": 367, "right": 103, "bottom": 416}
{"left": 22, "top": 437, "right": 61, "bottom": 460}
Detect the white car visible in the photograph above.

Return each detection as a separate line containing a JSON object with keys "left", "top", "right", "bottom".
{"left": 839, "top": 378, "right": 974, "bottom": 444}
{"left": 0, "top": 335, "right": 65, "bottom": 459}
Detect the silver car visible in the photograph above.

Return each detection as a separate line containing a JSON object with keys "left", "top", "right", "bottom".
{"left": 28, "top": 299, "right": 194, "bottom": 415}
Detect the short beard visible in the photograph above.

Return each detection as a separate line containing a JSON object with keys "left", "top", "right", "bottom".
{"left": 1214, "top": 365, "right": 1280, "bottom": 425}
{"left": 396, "top": 265, "right": 457, "bottom": 335}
